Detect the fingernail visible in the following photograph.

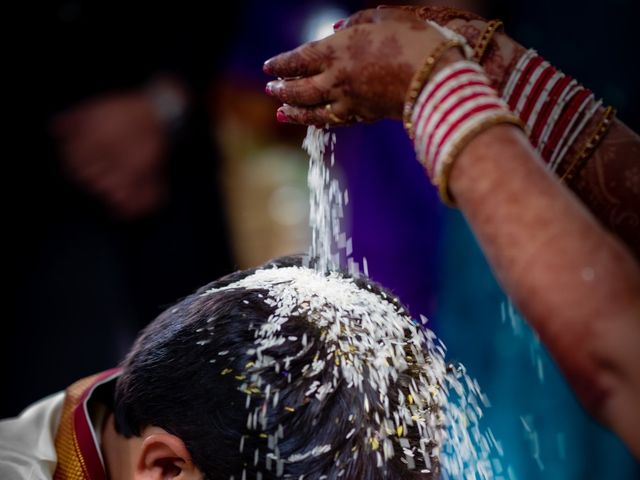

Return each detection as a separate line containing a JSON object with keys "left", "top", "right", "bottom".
{"left": 333, "top": 19, "right": 345, "bottom": 30}
{"left": 263, "top": 60, "right": 274, "bottom": 74}
{"left": 276, "top": 110, "right": 289, "bottom": 123}
{"left": 265, "top": 83, "right": 273, "bottom": 96}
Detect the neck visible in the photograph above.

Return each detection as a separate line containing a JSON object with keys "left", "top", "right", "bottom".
{"left": 101, "top": 413, "right": 138, "bottom": 480}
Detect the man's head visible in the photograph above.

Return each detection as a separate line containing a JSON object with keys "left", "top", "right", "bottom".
{"left": 113, "top": 256, "right": 442, "bottom": 479}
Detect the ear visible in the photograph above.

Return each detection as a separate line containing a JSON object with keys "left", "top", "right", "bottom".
{"left": 134, "top": 431, "right": 201, "bottom": 480}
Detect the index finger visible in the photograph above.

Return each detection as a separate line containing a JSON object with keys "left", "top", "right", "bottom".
{"left": 263, "top": 40, "right": 335, "bottom": 79}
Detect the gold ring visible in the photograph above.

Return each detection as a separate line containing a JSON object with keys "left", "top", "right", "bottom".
{"left": 325, "top": 104, "right": 345, "bottom": 124}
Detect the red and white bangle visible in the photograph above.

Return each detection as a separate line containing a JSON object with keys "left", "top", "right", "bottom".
{"left": 411, "top": 60, "right": 522, "bottom": 205}
{"left": 501, "top": 49, "right": 604, "bottom": 172}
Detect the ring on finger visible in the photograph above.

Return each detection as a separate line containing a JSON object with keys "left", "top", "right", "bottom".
{"left": 325, "top": 103, "right": 346, "bottom": 124}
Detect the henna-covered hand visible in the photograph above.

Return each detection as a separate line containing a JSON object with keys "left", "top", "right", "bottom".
{"left": 347, "top": 6, "right": 640, "bottom": 258}
{"left": 341, "top": 5, "right": 524, "bottom": 93}
{"left": 263, "top": 10, "right": 451, "bottom": 126}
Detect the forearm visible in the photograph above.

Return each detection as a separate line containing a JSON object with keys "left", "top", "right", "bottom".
{"left": 449, "top": 124, "right": 640, "bottom": 456}
{"left": 566, "top": 119, "right": 640, "bottom": 259}
{"left": 450, "top": 21, "right": 640, "bottom": 257}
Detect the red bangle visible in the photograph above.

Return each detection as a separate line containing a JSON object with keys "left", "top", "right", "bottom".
{"left": 411, "top": 60, "right": 521, "bottom": 197}
{"left": 541, "top": 88, "right": 591, "bottom": 160}
{"left": 508, "top": 55, "right": 544, "bottom": 111}
{"left": 520, "top": 64, "right": 557, "bottom": 124}
{"left": 421, "top": 85, "right": 493, "bottom": 166}
{"left": 529, "top": 75, "right": 573, "bottom": 148}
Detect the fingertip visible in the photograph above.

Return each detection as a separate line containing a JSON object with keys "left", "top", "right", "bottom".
{"left": 276, "top": 109, "right": 289, "bottom": 123}
{"left": 263, "top": 60, "right": 275, "bottom": 75}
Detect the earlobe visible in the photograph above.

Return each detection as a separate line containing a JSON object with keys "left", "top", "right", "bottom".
{"left": 135, "top": 429, "right": 200, "bottom": 480}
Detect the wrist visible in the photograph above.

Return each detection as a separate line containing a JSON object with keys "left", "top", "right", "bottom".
{"left": 431, "top": 48, "right": 465, "bottom": 77}
{"left": 409, "top": 59, "right": 522, "bottom": 205}
{"left": 491, "top": 36, "right": 526, "bottom": 92}
{"left": 448, "top": 122, "right": 527, "bottom": 201}
{"left": 403, "top": 39, "right": 468, "bottom": 135}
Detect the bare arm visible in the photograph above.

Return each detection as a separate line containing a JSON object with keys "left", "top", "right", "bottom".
{"left": 567, "top": 120, "right": 640, "bottom": 259}
{"left": 450, "top": 123, "right": 640, "bottom": 456}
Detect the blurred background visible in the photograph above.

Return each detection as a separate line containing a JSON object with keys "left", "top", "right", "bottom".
{"left": 4, "top": 0, "right": 638, "bottom": 478}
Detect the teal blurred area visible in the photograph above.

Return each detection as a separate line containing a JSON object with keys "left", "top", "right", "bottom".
{"left": 436, "top": 209, "right": 640, "bottom": 479}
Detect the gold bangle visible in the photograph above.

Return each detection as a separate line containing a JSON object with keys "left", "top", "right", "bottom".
{"left": 403, "top": 39, "right": 465, "bottom": 138}
{"left": 436, "top": 113, "right": 524, "bottom": 207}
{"left": 472, "top": 19, "right": 503, "bottom": 63}
{"left": 559, "top": 106, "right": 616, "bottom": 183}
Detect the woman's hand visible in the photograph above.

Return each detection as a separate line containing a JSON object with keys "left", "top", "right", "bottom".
{"left": 364, "top": 5, "right": 525, "bottom": 91}
{"left": 263, "top": 9, "right": 454, "bottom": 126}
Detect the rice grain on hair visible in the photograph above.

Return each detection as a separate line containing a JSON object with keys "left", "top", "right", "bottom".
{"left": 203, "top": 265, "right": 504, "bottom": 478}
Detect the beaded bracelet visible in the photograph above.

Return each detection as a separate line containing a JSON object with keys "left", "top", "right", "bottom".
{"left": 403, "top": 38, "right": 466, "bottom": 137}
{"left": 472, "top": 19, "right": 503, "bottom": 63}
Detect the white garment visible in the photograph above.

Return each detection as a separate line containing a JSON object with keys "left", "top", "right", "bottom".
{"left": 0, "top": 392, "right": 64, "bottom": 480}
{"left": 0, "top": 372, "right": 116, "bottom": 480}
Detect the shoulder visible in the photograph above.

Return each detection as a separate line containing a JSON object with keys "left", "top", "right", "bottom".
{"left": 0, "top": 392, "right": 65, "bottom": 480}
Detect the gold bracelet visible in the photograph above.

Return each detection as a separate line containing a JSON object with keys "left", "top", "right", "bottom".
{"left": 436, "top": 113, "right": 524, "bottom": 207}
{"left": 403, "top": 39, "right": 465, "bottom": 138}
{"left": 472, "top": 19, "right": 503, "bottom": 63}
{"left": 559, "top": 106, "right": 616, "bottom": 183}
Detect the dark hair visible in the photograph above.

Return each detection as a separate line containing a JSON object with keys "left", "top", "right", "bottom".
{"left": 114, "top": 255, "right": 438, "bottom": 479}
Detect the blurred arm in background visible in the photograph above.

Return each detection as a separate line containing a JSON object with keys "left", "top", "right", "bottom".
{"left": 4, "top": 1, "right": 237, "bottom": 417}
{"left": 50, "top": 77, "right": 188, "bottom": 219}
